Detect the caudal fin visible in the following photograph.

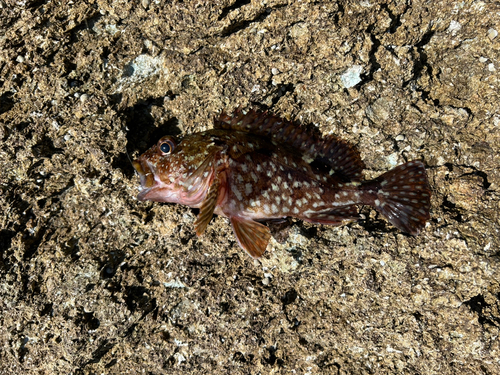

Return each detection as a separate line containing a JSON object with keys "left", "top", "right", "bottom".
{"left": 367, "top": 161, "right": 431, "bottom": 235}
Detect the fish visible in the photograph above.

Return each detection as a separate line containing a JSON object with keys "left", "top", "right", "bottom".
{"left": 133, "top": 108, "right": 432, "bottom": 258}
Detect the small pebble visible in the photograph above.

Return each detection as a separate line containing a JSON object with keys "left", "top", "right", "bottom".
{"left": 80, "top": 94, "right": 89, "bottom": 103}
{"left": 488, "top": 28, "right": 498, "bottom": 40}
{"left": 16, "top": 55, "right": 25, "bottom": 63}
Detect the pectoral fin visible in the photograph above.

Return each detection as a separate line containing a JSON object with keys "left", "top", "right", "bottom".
{"left": 194, "top": 177, "right": 221, "bottom": 236}
{"left": 230, "top": 217, "right": 271, "bottom": 259}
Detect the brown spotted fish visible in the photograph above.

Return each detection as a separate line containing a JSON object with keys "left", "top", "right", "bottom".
{"left": 133, "top": 109, "right": 431, "bottom": 258}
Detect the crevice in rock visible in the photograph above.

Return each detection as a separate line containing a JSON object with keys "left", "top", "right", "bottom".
{"left": 219, "top": 4, "right": 287, "bottom": 37}
{"left": 218, "top": 0, "right": 252, "bottom": 21}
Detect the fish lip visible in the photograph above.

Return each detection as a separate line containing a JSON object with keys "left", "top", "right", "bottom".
{"left": 137, "top": 186, "right": 154, "bottom": 201}
{"left": 133, "top": 158, "right": 157, "bottom": 201}
{"left": 133, "top": 158, "right": 156, "bottom": 188}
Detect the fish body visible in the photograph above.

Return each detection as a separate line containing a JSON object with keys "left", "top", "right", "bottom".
{"left": 133, "top": 109, "right": 431, "bottom": 258}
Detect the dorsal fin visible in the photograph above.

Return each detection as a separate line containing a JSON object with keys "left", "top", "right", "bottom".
{"left": 214, "top": 108, "right": 365, "bottom": 181}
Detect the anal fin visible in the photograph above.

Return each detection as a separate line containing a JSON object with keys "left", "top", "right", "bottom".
{"left": 303, "top": 205, "right": 359, "bottom": 225}
{"left": 194, "top": 177, "right": 221, "bottom": 236}
{"left": 230, "top": 217, "right": 271, "bottom": 259}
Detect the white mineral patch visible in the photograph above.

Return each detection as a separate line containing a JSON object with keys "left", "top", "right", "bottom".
{"left": 114, "top": 54, "right": 166, "bottom": 92}
{"left": 126, "top": 54, "right": 164, "bottom": 80}
{"left": 163, "top": 279, "right": 186, "bottom": 288}
{"left": 448, "top": 20, "right": 462, "bottom": 34}
{"left": 340, "top": 65, "right": 363, "bottom": 88}
{"left": 386, "top": 152, "right": 399, "bottom": 167}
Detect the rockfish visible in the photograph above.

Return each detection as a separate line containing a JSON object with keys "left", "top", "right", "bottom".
{"left": 133, "top": 109, "right": 431, "bottom": 258}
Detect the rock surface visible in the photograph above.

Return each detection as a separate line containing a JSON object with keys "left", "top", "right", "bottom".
{"left": 1, "top": 1, "right": 499, "bottom": 374}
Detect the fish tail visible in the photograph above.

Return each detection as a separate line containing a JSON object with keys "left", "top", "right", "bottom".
{"left": 362, "top": 161, "right": 431, "bottom": 235}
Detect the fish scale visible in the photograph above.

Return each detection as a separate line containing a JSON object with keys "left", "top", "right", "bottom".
{"left": 133, "top": 109, "right": 432, "bottom": 259}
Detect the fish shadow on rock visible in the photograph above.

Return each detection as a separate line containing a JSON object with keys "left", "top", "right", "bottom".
{"left": 111, "top": 95, "right": 182, "bottom": 178}
{"left": 356, "top": 209, "right": 394, "bottom": 238}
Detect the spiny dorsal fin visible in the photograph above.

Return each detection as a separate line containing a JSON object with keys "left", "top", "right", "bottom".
{"left": 214, "top": 108, "right": 365, "bottom": 181}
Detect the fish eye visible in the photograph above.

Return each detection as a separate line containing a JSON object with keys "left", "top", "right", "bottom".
{"left": 157, "top": 137, "right": 176, "bottom": 155}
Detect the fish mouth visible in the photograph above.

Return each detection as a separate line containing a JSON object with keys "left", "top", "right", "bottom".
{"left": 133, "top": 158, "right": 177, "bottom": 202}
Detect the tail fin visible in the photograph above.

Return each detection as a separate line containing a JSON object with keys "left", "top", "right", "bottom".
{"left": 366, "top": 161, "right": 431, "bottom": 235}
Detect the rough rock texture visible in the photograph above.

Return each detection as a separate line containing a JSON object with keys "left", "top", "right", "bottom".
{"left": 1, "top": 1, "right": 499, "bottom": 374}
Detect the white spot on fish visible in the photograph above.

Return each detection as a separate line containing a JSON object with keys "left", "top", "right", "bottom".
{"left": 293, "top": 207, "right": 300, "bottom": 214}
{"left": 271, "top": 204, "right": 278, "bottom": 213}
{"left": 241, "top": 164, "right": 248, "bottom": 172}
{"left": 245, "top": 183, "right": 253, "bottom": 196}
{"left": 251, "top": 172, "right": 258, "bottom": 182}
{"left": 250, "top": 199, "right": 261, "bottom": 207}
{"left": 374, "top": 199, "right": 381, "bottom": 206}
{"left": 231, "top": 185, "right": 243, "bottom": 201}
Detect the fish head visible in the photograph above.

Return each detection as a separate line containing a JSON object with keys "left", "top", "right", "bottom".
{"left": 133, "top": 135, "right": 183, "bottom": 203}
{"left": 133, "top": 133, "right": 220, "bottom": 206}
